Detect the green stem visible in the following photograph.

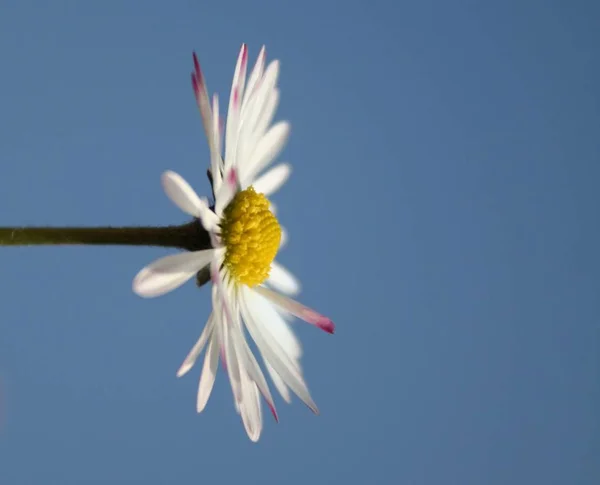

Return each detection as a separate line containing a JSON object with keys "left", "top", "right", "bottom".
{"left": 0, "top": 220, "right": 211, "bottom": 252}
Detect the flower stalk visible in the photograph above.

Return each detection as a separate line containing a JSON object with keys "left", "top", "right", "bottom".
{"left": 0, "top": 220, "right": 212, "bottom": 252}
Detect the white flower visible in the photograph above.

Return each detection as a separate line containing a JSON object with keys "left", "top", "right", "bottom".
{"left": 132, "top": 45, "right": 334, "bottom": 442}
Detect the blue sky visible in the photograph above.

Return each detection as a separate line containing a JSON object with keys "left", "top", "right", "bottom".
{"left": 0, "top": 1, "right": 598, "bottom": 484}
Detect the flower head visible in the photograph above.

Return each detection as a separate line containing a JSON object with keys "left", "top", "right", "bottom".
{"left": 133, "top": 45, "right": 334, "bottom": 441}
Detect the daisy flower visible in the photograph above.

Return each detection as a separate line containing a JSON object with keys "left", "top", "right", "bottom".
{"left": 132, "top": 45, "right": 334, "bottom": 441}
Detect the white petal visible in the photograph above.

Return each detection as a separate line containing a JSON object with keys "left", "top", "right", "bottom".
{"left": 161, "top": 170, "right": 219, "bottom": 233}
{"left": 244, "top": 122, "right": 290, "bottom": 186}
{"left": 214, "top": 266, "right": 251, "bottom": 411}
{"left": 161, "top": 171, "right": 207, "bottom": 218}
{"left": 249, "top": 60, "right": 279, "bottom": 127}
{"left": 267, "top": 261, "right": 301, "bottom": 296}
{"left": 240, "top": 287, "right": 317, "bottom": 413}
{"left": 210, "top": 94, "right": 223, "bottom": 192}
{"left": 176, "top": 315, "right": 214, "bottom": 377}
{"left": 239, "top": 376, "right": 262, "bottom": 442}
{"left": 255, "top": 285, "right": 335, "bottom": 334}
{"left": 246, "top": 286, "right": 302, "bottom": 359}
{"left": 244, "top": 61, "right": 279, "bottom": 134}
{"left": 224, "top": 44, "right": 249, "bottom": 172}
{"left": 232, "top": 320, "right": 279, "bottom": 421}
{"left": 132, "top": 250, "right": 214, "bottom": 298}
{"left": 242, "top": 46, "right": 266, "bottom": 109}
{"left": 238, "top": 89, "right": 280, "bottom": 172}
{"left": 279, "top": 228, "right": 288, "bottom": 249}
{"left": 222, "top": 315, "right": 242, "bottom": 405}
{"left": 269, "top": 202, "right": 277, "bottom": 215}
{"left": 210, "top": 262, "right": 239, "bottom": 398}
{"left": 198, "top": 202, "right": 220, "bottom": 233}
{"left": 215, "top": 168, "right": 239, "bottom": 216}
{"left": 253, "top": 89, "right": 280, "bottom": 142}
{"left": 264, "top": 360, "right": 292, "bottom": 403}
{"left": 253, "top": 163, "right": 291, "bottom": 196}
{"left": 210, "top": 256, "right": 236, "bottom": 323}
{"left": 197, "top": 335, "right": 219, "bottom": 412}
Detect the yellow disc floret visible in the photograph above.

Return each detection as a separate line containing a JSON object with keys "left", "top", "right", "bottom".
{"left": 220, "top": 187, "right": 281, "bottom": 287}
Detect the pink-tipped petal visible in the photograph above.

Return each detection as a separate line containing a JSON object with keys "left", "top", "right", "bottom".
{"left": 193, "top": 52, "right": 201, "bottom": 81}
{"left": 254, "top": 286, "right": 335, "bottom": 334}
{"left": 191, "top": 52, "right": 221, "bottom": 169}
{"left": 267, "top": 401, "right": 279, "bottom": 423}
{"left": 191, "top": 52, "right": 204, "bottom": 100}
{"left": 240, "top": 43, "right": 248, "bottom": 69}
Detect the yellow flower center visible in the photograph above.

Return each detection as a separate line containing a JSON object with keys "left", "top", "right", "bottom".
{"left": 220, "top": 187, "right": 281, "bottom": 287}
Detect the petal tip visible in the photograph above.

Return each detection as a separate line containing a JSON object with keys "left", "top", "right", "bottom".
{"left": 317, "top": 317, "right": 335, "bottom": 334}
{"left": 192, "top": 52, "right": 200, "bottom": 73}
{"left": 268, "top": 402, "right": 279, "bottom": 423}
{"left": 132, "top": 271, "right": 151, "bottom": 298}
{"left": 176, "top": 364, "right": 191, "bottom": 378}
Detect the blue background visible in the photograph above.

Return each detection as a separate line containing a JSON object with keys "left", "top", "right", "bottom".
{"left": 0, "top": 1, "right": 598, "bottom": 484}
